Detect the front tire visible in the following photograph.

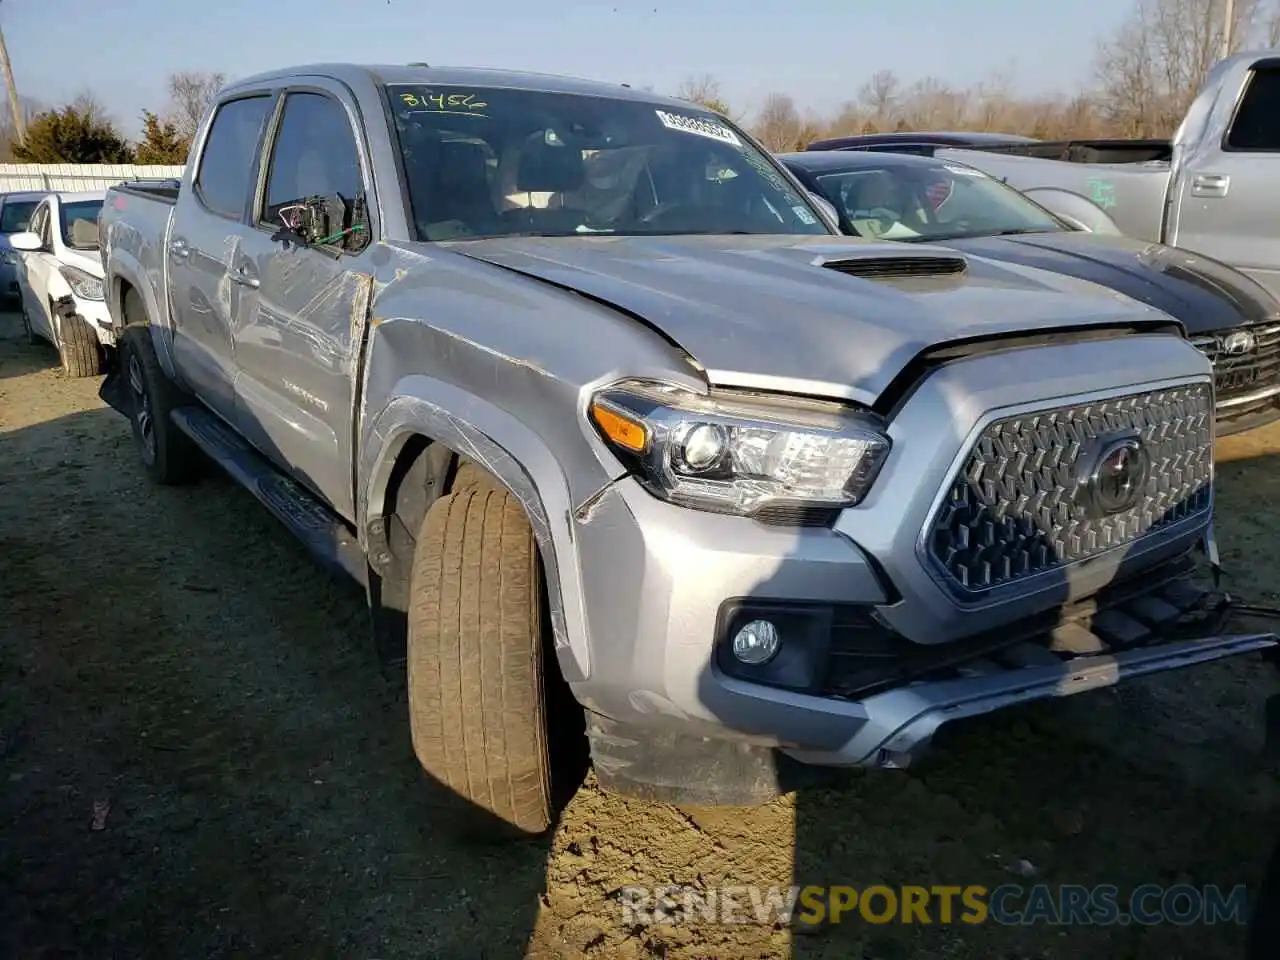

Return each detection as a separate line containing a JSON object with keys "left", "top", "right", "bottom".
{"left": 406, "top": 487, "right": 556, "bottom": 837}
{"left": 56, "top": 312, "right": 101, "bottom": 378}
{"left": 118, "top": 325, "right": 201, "bottom": 485}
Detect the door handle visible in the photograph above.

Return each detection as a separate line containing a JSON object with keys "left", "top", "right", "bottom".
{"left": 230, "top": 268, "right": 259, "bottom": 289}
{"left": 1190, "top": 173, "right": 1230, "bottom": 198}
{"left": 169, "top": 238, "right": 190, "bottom": 259}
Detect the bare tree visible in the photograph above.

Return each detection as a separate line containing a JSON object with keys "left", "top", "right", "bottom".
{"left": 1094, "top": 0, "right": 1269, "bottom": 137}
{"left": 857, "top": 70, "right": 899, "bottom": 131}
{"left": 675, "top": 73, "right": 737, "bottom": 118}
{"left": 751, "top": 93, "right": 805, "bottom": 151}
{"left": 166, "top": 70, "right": 226, "bottom": 142}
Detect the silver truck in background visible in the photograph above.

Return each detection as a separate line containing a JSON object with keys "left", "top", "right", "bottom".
{"left": 808, "top": 51, "right": 1280, "bottom": 300}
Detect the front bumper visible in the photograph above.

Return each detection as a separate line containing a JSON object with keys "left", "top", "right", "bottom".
{"left": 566, "top": 333, "right": 1275, "bottom": 786}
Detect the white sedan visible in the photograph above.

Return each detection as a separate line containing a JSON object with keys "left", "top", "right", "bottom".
{"left": 13, "top": 190, "right": 110, "bottom": 377}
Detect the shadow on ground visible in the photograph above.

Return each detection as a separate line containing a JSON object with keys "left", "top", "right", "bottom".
{"left": 0, "top": 403, "right": 554, "bottom": 958}
{"left": 3, "top": 314, "right": 1280, "bottom": 959}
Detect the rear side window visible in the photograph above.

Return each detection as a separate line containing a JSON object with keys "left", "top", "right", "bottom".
{"left": 1226, "top": 66, "right": 1280, "bottom": 151}
{"left": 195, "top": 95, "right": 274, "bottom": 218}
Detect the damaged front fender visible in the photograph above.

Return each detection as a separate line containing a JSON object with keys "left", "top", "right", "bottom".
{"left": 361, "top": 381, "right": 594, "bottom": 682}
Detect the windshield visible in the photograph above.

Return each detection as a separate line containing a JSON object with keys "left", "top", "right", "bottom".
{"left": 60, "top": 200, "right": 103, "bottom": 249}
{"left": 0, "top": 199, "right": 39, "bottom": 234}
{"left": 811, "top": 161, "right": 1065, "bottom": 242}
{"left": 385, "top": 84, "right": 830, "bottom": 241}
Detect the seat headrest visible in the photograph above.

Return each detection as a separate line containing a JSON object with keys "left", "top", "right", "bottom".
{"left": 516, "top": 137, "right": 584, "bottom": 193}
{"left": 70, "top": 218, "right": 99, "bottom": 247}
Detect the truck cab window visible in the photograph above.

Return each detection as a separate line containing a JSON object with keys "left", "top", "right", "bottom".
{"left": 195, "top": 96, "right": 274, "bottom": 219}
{"left": 1226, "top": 67, "right": 1280, "bottom": 151}
{"left": 261, "top": 92, "right": 363, "bottom": 239}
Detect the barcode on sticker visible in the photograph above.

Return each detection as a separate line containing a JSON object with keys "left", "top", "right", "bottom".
{"left": 655, "top": 109, "right": 741, "bottom": 146}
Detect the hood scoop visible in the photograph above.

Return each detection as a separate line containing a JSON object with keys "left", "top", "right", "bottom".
{"left": 818, "top": 254, "right": 969, "bottom": 280}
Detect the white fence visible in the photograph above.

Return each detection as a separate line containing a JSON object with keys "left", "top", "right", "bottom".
{"left": 0, "top": 163, "right": 186, "bottom": 193}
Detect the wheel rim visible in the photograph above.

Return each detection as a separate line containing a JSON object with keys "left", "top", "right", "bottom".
{"left": 127, "top": 353, "right": 157, "bottom": 464}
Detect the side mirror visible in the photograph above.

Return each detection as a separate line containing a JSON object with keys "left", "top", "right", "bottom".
{"left": 806, "top": 192, "right": 841, "bottom": 229}
{"left": 8, "top": 231, "right": 41, "bottom": 252}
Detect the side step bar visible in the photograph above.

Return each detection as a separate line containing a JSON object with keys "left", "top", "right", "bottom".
{"left": 170, "top": 407, "right": 368, "bottom": 588}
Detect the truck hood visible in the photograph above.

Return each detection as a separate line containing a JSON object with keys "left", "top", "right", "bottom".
{"left": 447, "top": 234, "right": 1173, "bottom": 403}
{"left": 946, "top": 231, "right": 1279, "bottom": 334}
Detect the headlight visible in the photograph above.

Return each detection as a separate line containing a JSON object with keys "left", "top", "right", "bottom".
{"left": 59, "top": 264, "right": 104, "bottom": 301}
{"left": 588, "top": 379, "right": 891, "bottom": 517}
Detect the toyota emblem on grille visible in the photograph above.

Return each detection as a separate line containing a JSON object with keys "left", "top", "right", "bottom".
{"left": 1089, "top": 438, "right": 1149, "bottom": 515}
{"left": 1222, "top": 330, "right": 1256, "bottom": 356}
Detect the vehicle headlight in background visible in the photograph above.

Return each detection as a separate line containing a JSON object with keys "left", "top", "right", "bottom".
{"left": 59, "top": 265, "right": 104, "bottom": 301}
{"left": 588, "top": 379, "right": 891, "bottom": 517}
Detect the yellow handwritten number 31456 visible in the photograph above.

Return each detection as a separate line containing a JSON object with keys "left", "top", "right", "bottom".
{"left": 400, "top": 92, "right": 489, "bottom": 111}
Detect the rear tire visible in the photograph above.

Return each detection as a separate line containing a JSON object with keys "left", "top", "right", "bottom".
{"left": 406, "top": 487, "right": 555, "bottom": 837}
{"left": 56, "top": 311, "right": 101, "bottom": 378}
{"left": 119, "top": 324, "right": 202, "bottom": 485}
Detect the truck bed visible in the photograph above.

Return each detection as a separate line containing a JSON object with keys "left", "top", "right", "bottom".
{"left": 99, "top": 181, "right": 181, "bottom": 337}
{"left": 111, "top": 178, "right": 182, "bottom": 205}
{"left": 966, "top": 138, "right": 1173, "bottom": 165}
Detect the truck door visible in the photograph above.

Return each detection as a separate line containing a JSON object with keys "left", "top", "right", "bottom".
{"left": 1169, "top": 57, "right": 1280, "bottom": 299}
{"left": 168, "top": 94, "right": 276, "bottom": 421}
{"left": 230, "top": 83, "right": 375, "bottom": 522}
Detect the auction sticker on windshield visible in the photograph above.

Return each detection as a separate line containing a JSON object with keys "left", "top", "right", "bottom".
{"left": 655, "top": 109, "right": 741, "bottom": 146}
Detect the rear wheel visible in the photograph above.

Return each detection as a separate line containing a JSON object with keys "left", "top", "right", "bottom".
{"left": 406, "top": 486, "right": 561, "bottom": 837}
{"left": 56, "top": 311, "right": 101, "bottom": 378}
{"left": 119, "top": 323, "right": 202, "bottom": 485}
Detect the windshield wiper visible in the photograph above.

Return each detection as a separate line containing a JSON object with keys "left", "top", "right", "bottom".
{"left": 987, "top": 227, "right": 1059, "bottom": 237}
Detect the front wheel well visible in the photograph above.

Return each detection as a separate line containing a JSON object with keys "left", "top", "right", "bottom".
{"left": 366, "top": 434, "right": 549, "bottom": 667}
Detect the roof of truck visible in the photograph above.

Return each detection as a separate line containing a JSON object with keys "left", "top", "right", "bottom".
{"left": 225, "top": 63, "right": 700, "bottom": 110}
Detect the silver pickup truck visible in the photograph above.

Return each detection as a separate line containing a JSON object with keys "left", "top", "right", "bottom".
{"left": 808, "top": 51, "right": 1280, "bottom": 300}
{"left": 96, "top": 62, "right": 1274, "bottom": 838}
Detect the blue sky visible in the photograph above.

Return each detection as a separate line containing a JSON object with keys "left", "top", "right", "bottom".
{"left": 3, "top": 0, "right": 1132, "bottom": 137}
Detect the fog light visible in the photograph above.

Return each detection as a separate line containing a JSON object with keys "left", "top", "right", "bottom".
{"left": 732, "top": 619, "right": 780, "bottom": 665}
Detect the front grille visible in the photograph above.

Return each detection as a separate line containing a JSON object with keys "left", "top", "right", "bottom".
{"left": 927, "top": 383, "right": 1213, "bottom": 593}
{"left": 1191, "top": 322, "right": 1280, "bottom": 405}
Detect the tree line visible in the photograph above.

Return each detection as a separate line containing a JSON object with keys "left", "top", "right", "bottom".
{"left": 0, "top": 70, "right": 223, "bottom": 165}
{"left": 690, "top": 0, "right": 1280, "bottom": 150}
{"left": 2, "top": 0, "right": 1278, "bottom": 165}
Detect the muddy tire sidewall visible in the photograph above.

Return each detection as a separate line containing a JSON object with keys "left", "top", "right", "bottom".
{"left": 406, "top": 486, "right": 556, "bottom": 838}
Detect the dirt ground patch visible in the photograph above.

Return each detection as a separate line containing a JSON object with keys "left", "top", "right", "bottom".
{"left": 3, "top": 311, "right": 1280, "bottom": 959}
